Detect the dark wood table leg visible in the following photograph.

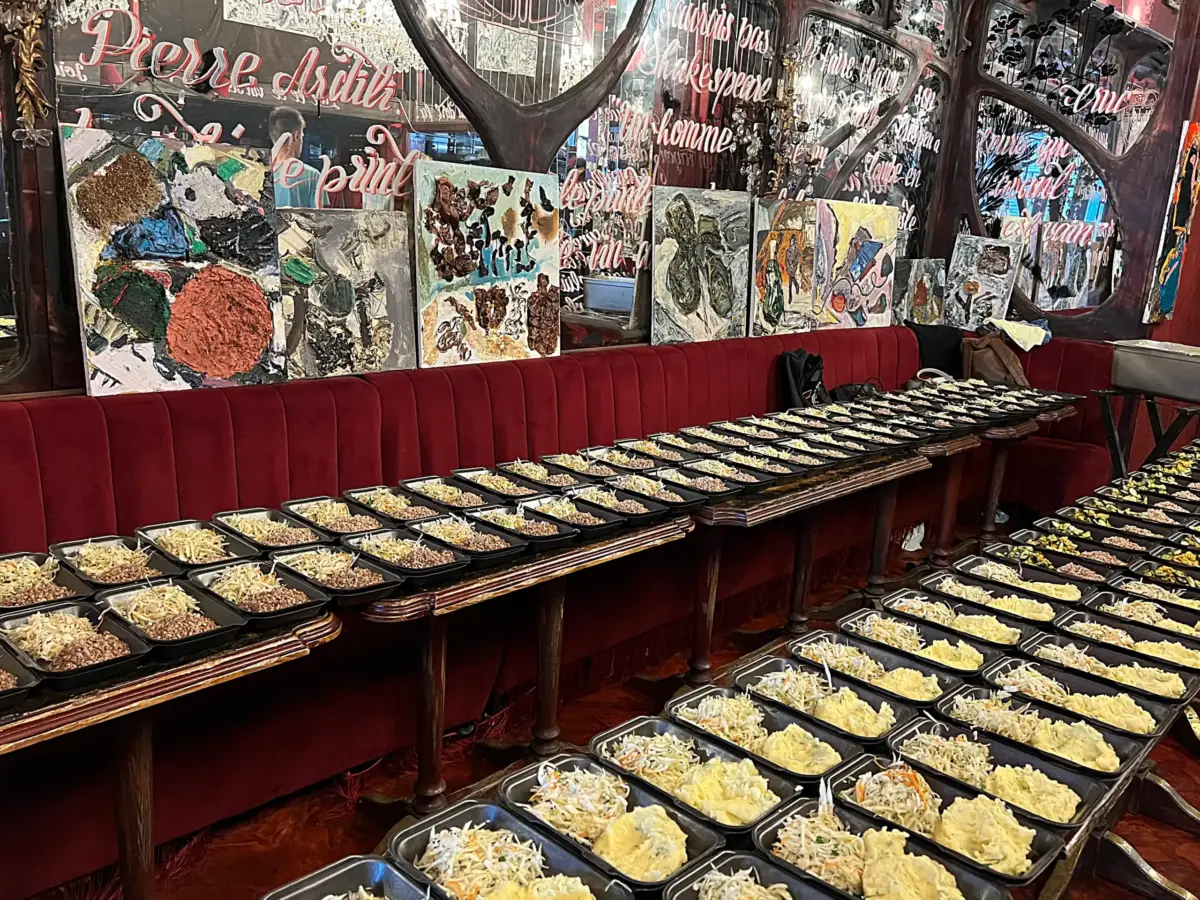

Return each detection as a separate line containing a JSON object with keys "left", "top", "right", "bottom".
{"left": 531, "top": 577, "right": 566, "bottom": 759}
{"left": 114, "top": 713, "right": 154, "bottom": 900}
{"left": 414, "top": 615, "right": 448, "bottom": 815}
{"left": 980, "top": 439, "right": 1012, "bottom": 545}
{"left": 686, "top": 527, "right": 724, "bottom": 686}
{"left": 865, "top": 481, "right": 899, "bottom": 602}
{"left": 787, "top": 512, "right": 818, "bottom": 634}
{"left": 931, "top": 454, "right": 966, "bottom": 569}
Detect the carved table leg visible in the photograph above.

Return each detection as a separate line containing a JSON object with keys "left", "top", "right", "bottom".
{"left": 1092, "top": 832, "right": 1198, "bottom": 900}
{"left": 980, "top": 440, "right": 1012, "bottom": 545}
{"left": 531, "top": 577, "right": 566, "bottom": 759}
{"left": 114, "top": 713, "right": 155, "bottom": 900}
{"left": 931, "top": 454, "right": 966, "bottom": 569}
{"left": 865, "top": 481, "right": 899, "bottom": 602}
{"left": 787, "top": 512, "right": 818, "bottom": 635}
{"left": 1132, "top": 772, "right": 1200, "bottom": 839}
{"left": 687, "top": 527, "right": 724, "bottom": 687}
{"left": 1171, "top": 705, "right": 1200, "bottom": 758}
{"left": 414, "top": 615, "right": 448, "bottom": 815}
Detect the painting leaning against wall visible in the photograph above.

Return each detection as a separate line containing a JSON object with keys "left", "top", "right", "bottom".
{"left": 811, "top": 200, "right": 899, "bottom": 330}
{"left": 61, "top": 126, "right": 284, "bottom": 395}
{"left": 750, "top": 198, "right": 816, "bottom": 336}
{"left": 945, "top": 234, "right": 1022, "bottom": 330}
{"left": 277, "top": 209, "right": 417, "bottom": 378}
{"left": 651, "top": 187, "right": 751, "bottom": 345}
{"left": 1146, "top": 121, "right": 1200, "bottom": 324}
{"left": 900, "top": 258, "right": 947, "bottom": 325}
{"left": 413, "top": 159, "right": 561, "bottom": 368}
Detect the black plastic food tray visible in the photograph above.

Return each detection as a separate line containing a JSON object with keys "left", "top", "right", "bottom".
{"left": 789, "top": 630, "right": 961, "bottom": 707}
{"left": 716, "top": 450, "right": 801, "bottom": 480}
{"left": 589, "top": 716, "right": 800, "bottom": 834}
{"left": 982, "top": 541, "right": 1118, "bottom": 586}
{"left": 96, "top": 578, "right": 245, "bottom": 657}
{"left": 49, "top": 536, "right": 183, "bottom": 588}
{"left": 1082, "top": 590, "right": 1200, "bottom": 641}
{"left": 0, "top": 551, "right": 92, "bottom": 611}
{"left": 342, "top": 487, "right": 445, "bottom": 527}
{"left": 398, "top": 476, "right": 504, "bottom": 509}
{"left": 497, "top": 460, "right": 588, "bottom": 491}
{"left": 647, "top": 467, "right": 741, "bottom": 502}
{"left": 560, "top": 485, "right": 669, "bottom": 525}
{"left": 680, "top": 459, "right": 771, "bottom": 493}
{"left": 269, "top": 548, "right": 403, "bottom": 606}
{"left": 581, "top": 445, "right": 664, "bottom": 475}
{"left": 679, "top": 426, "right": 752, "bottom": 450}
{"left": 497, "top": 752, "right": 725, "bottom": 889}
{"left": 1019, "top": 631, "right": 1200, "bottom": 702}
{"left": 1056, "top": 506, "right": 1180, "bottom": 542}
{"left": 539, "top": 455, "right": 622, "bottom": 482}
{"left": 341, "top": 530, "right": 471, "bottom": 586}
{"left": 189, "top": 559, "right": 331, "bottom": 628}
{"left": 518, "top": 494, "right": 625, "bottom": 539}
{"left": 135, "top": 519, "right": 261, "bottom": 569}
{"left": 1033, "top": 516, "right": 1161, "bottom": 553}
{"left": 935, "top": 684, "right": 1146, "bottom": 779}
{"left": 1078, "top": 496, "right": 1196, "bottom": 531}
{"left": 408, "top": 516, "right": 529, "bottom": 569}
{"left": 738, "top": 415, "right": 806, "bottom": 436}
{"left": 886, "top": 717, "right": 1107, "bottom": 831}
{"left": 452, "top": 467, "right": 545, "bottom": 501}
{"left": 837, "top": 608, "right": 1001, "bottom": 678}
{"left": 1095, "top": 486, "right": 1200, "bottom": 517}
{"left": 211, "top": 508, "right": 330, "bottom": 552}
{"left": 665, "top": 684, "right": 863, "bottom": 783}
{"left": 729, "top": 654, "right": 917, "bottom": 744}
{"left": 1054, "top": 609, "right": 1200, "bottom": 673}
{"left": 647, "top": 432, "right": 722, "bottom": 456}
{"left": 388, "top": 800, "right": 635, "bottom": 900}
{"left": 980, "top": 656, "right": 1177, "bottom": 737}
{"left": 826, "top": 754, "right": 1064, "bottom": 885}
{"left": 956, "top": 554, "right": 1094, "bottom": 604}
{"left": 710, "top": 421, "right": 786, "bottom": 444}
{"left": 1149, "top": 545, "right": 1200, "bottom": 574}
{"left": 0, "top": 642, "right": 39, "bottom": 711}
{"left": 663, "top": 849, "right": 849, "bottom": 900}
{"left": 262, "top": 855, "right": 427, "bottom": 900}
{"left": 1009, "top": 528, "right": 1138, "bottom": 569}
{"left": 1120, "top": 560, "right": 1200, "bottom": 595}
{"left": 882, "top": 589, "right": 1039, "bottom": 649}
{"left": 920, "top": 571, "right": 1069, "bottom": 625}
{"left": 282, "top": 497, "right": 386, "bottom": 538}
{"left": 602, "top": 475, "right": 707, "bottom": 514}
{"left": 614, "top": 439, "right": 701, "bottom": 465}
{"left": 0, "top": 600, "right": 150, "bottom": 690}
{"left": 467, "top": 506, "right": 579, "bottom": 550}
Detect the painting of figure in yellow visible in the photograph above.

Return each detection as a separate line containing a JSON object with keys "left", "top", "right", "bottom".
{"left": 414, "top": 159, "right": 561, "bottom": 367}
{"left": 750, "top": 199, "right": 817, "bottom": 336}
{"left": 811, "top": 200, "right": 899, "bottom": 329}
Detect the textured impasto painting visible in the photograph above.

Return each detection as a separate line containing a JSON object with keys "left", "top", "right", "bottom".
{"left": 750, "top": 198, "right": 816, "bottom": 336}
{"left": 62, "top": 126, "right": 283, "bottom": 395}
{"left": 811, "top": 200, "right": 898, "bottom": 329}
{"left": 413, "top": 159, "right": 561, "bottom": 367}
{"left": 897, "top": 258, "right": 947, "bottom": 325}
{"left": 277, "top": 209, "right": 416, "bottom": 378}
{"left": 651, "top": 187, "right": 750, "bottom": 344}
{"left": 945, "top": 235, "right": 1022, "bottom": 330}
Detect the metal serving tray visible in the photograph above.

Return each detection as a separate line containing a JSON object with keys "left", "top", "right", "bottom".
{"left": 837, "top": 608, "right": 1001, "bottom": 678}
{"left": 497, "top": 753, "right": 724, "bottom": 890}
{"left": 886, "top": 717, "right": 1107, "bottom": 831}
{"left": 262, "top": 855, "right": 427, "bottom": 900}
{"left": 789, "top": 630, "right": 962, "bottom": 707}
{"left": 647, "top": 432, "right": 722, "bottom": 457}
{"left": 934, "top": 684, "right": 1146, "bottom": 779}
{"left": 1019, "top": 631, "right": 1200, "bottom": 702}
{"left": 388, "top": 800, "right": 635, "bottom": 900}
{"left": 581, "top": 446, "right": 668, "bottom": 475}
{"left": 882, "top": 589, "right": 1039, "bottom": 649}
{"left": 729, "top": 655, "right": 917, "bottom": 744}
{"left": 588, "top": 716, "right": 801, "bottom": 834}
{"left": 134, "top": 519, "right": 260, "bottom": 569}
{"left": 751, "top": 797, "right": 1011, "bottom": 900}
{"left": 1056, "top": 506, "right": 1180, "bottom": 542}
{"left": 664, "top": 684, "right": 864, "bottom": 783}
{"left": 919, "top": 571, "right": 1068, "bottom": 625}
{"left": 1112, "top": 339, "right": 1200, "bottom": 404}
{"left": 980, "top": 656, "right": 1177, "bottom": 737}
{"left": 614, "top": 438, "right": 702, "bottom": 466}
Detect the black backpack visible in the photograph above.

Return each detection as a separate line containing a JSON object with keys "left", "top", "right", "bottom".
{"left": 778, "top": 349, "right": 830, "bottom": 408}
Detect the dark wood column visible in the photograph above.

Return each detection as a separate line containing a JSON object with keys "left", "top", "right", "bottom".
{"left": 686, "top": 527, "right": 724, "bottom": 686}
{"left": 414, "top": 615, "right": 448, "bottom": 815}
{"left": 531, "top": 578, "right": 566, "bottom": 758}
{"left": 931, "top": 453, "right": 967, "bottom": 568}
{"left": 113, "top": 714, "right": 154, "bottom": 900}
{"left": 864, "top": 481, "right": 900, "bottom": 600}
{"left": 787, "top": 513, "right": 819, "bottom": 633}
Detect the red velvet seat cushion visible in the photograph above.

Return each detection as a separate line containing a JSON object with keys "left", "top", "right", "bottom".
{"left": 1004, "top": 436, "right": 1112, "bottom": 514}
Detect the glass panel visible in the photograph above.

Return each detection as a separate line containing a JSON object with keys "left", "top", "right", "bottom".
{"left": 837, "top": 67, "right": 945, "bottom": 257}
{"left": 775, "top": 16, "right": 913, "bottom": 199}
{"left": 0, "top": 117, "right": 13, "bottom": 375}
{"left": 896, "top": 0, "right": 951, "bottom": 56}
{"left": 976, "top": 95, "right": 1120, "bottom": 311}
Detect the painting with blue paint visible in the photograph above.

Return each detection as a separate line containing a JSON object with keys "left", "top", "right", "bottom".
{"left": 413, "top": 159, "right": 561, "bottom": 367}
{"left": 811, "top": 200, "right": 898, "bottom": 329}
{"left": 61, "top": 126, "right": 284, "bottom": 395}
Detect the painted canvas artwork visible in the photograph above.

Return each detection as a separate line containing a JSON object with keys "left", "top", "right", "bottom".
{"left": 413, "top": 159, "right": 561, "bottom": 367}
{"left": 811, "top": 200, "right": 898, "bottom": 329}
{"left": 651, "top": 187, "right": 750, "bottom": 345}
{"left": 1146, "top": 121, "right": 1200, "bottom": 324}
{"left": 277, "top": 209, "right": 416, "bottom": 378}
{"left": 750, "top": 198, "right": 816, "bottom": 336}
{"left": 899, "top": 259, "right": 947, "bottom": 325}
{"left": 945, "top": 234, "right": 1022, "bottom": 330}
{"left": 61, "top": 126, "right": 283, "bottom": 395}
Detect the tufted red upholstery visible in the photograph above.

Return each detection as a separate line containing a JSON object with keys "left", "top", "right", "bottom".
{"left": 0, "top": 327, "right": 1106, "bottom": 899}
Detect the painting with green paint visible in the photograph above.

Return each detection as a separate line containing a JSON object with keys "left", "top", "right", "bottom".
{"left": 60, "top": 126, "right": 284, "bottom": 395}
{"left": 276, "top": 208, "right": 417, "bottom": 378}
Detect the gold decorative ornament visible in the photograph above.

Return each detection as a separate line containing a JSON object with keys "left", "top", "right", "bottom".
{"left": 0, "top": 0, "right": 52, "bottom": 148}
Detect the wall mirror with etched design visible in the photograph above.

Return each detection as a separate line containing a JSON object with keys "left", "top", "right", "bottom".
{"left": 0, "top": 124, "right": 14, "bottom": 378}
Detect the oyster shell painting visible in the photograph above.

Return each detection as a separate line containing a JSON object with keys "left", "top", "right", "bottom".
{"left": 651, "top": 187, "right": 750, "bottom": 344}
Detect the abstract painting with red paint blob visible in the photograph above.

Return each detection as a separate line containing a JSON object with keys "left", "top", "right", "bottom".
{"left": 811, "top": 200, "right": 899, "bottom": 330}
{"left": 413, "top": 159, "right": 561, "bottom": 368}
{"left": 60, "top": 125, "right": 284, "bottom": 395}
